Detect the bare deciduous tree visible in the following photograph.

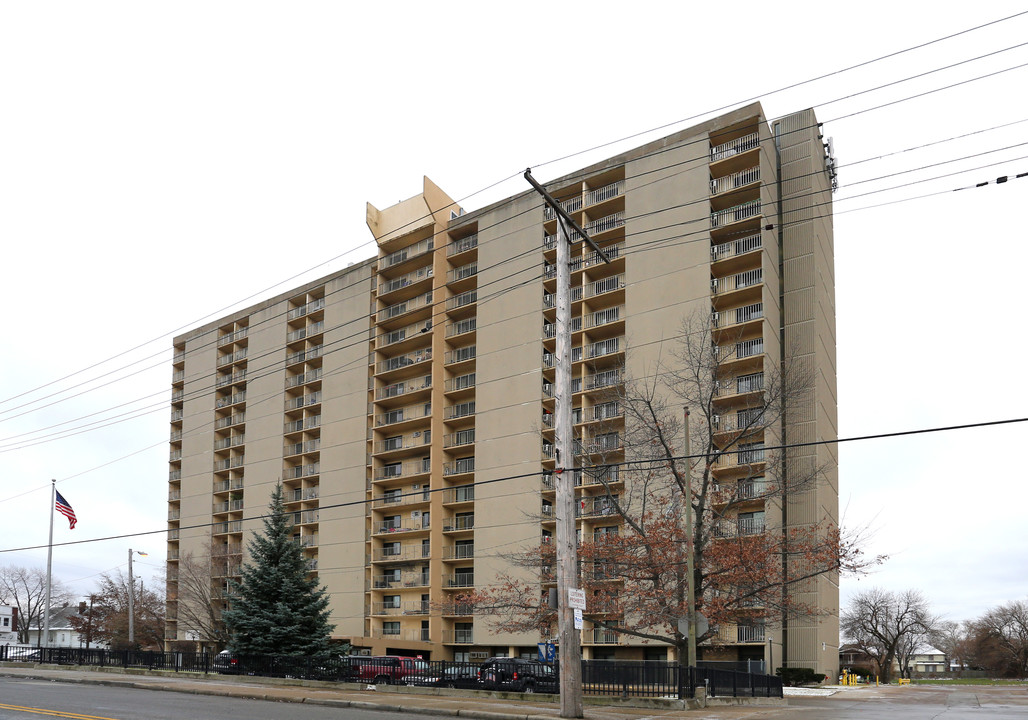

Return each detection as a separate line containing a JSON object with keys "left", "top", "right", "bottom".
{"left": 0, "top": 565, "right": 72, "bottom": 644}
{"left": 174, "top": 547, "right": 230, "bottom": 651}
{"left": 841, "top": 588, "right": 937, "bottom": 682}
{"left": 967, "top": 600, "right": 1028, "bottom": 678}
{"left": 468, "top": 313, "right": 877, "bottom": 667}
{"left": 68, "top": 570, "right": 165, "bottom": 650}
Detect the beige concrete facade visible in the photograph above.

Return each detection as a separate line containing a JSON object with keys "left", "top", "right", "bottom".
{"left": 165, "top": 103, "right": 839, "bottom": 676}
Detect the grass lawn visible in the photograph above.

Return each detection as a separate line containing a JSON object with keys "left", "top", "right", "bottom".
{"left": 913, "top": 678, "right": 1028, "bottom": 686}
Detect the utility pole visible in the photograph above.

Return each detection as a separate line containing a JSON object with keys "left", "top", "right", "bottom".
{"left": 128, "top": 548, "right": 135, "bottom": 645}
{"left": 525, "top": 169, "right": 609, "bottom": 719}
{"left": 127, "top": 549, "right": 147, "bottom": 646}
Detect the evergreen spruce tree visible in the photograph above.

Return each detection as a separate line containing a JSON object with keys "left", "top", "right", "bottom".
{"left": 222, "top": 484, "right": 334, "bottom": 657}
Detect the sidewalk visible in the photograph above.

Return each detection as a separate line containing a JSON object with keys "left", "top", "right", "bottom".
{"left": 0, "top": 663, "right": 784, "bottom": 719}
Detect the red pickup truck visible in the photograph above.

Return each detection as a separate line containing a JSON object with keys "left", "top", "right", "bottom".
{"left": 350, "top": 655, "right": 428, "bottom": 684}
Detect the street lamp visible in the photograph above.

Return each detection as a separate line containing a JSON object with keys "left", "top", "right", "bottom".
{"left": 127, "top": 549, "right": 148, "bottom": 645}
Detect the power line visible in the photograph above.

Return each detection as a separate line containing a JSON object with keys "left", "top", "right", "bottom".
{"left": 2, "top": 414, "right": 1026, "bottom": 556}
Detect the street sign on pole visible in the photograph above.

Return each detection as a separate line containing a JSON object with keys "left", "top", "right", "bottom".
{"left": 568, "top": 588, "right": 586, "bottom": 611}
{"left": 573, "top": 609, "right": 583, "bottom": 630}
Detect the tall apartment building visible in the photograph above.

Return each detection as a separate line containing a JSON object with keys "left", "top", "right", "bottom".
{"left": 166, "top": 102, "right": 839, "bottom": 675}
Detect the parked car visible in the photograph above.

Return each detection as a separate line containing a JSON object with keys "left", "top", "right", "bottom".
{"left": 8, "top": 648, "right": 42, "bottom": 663}
{"left": 350, "top": 655, "right": 428, "bottom": 685}
{"left": 406, "top": 663, "right": 480, "bottom": 689}
{"left": 477, "top": 657, "right": 559, "bottom": 694}
{"left": 213, "top": 650, "right": 242, "bottom": 674}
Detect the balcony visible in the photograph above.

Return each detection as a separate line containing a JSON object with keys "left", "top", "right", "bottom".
{"left": 444, "top": 573, "right": 475, "bottom": 589}
{"left": 445, "top": 345, "right": 476, "bottom": 366}
{"left": 376, "top": 376, "right": 432, "bottom": 402}
{"left": 375, "top": 402, "right": 432, "bottom": 428}
{"left": 216, "top": 349, "right": 247, "bottom": 368}
{"left": 443, "top": 628, "right": 474, "bottom": 644}
{"left": 444, "top": 401, "right": 475, "bottom": 422}
{"left": 542, "top": 193, "right": 583, "bottom": 221}
{"left": 584, "top": 305, "right": 624, "bottom": 331}
{"left": 379, "top": 291, "right": 433, "bottom": 324}
{"left": 444, "top": 373, "right": 475, "bottom": 395}
{"left": 373, "top": 490, "right": 431, "bottom": 509}
{"left": 286, "top": 321, "right": 324, "bottom": 344}
{"left": 590, "top": 628, "right": 619, "bottom": 645}
{"left": 215, "top": 412, "right": 246, "bottom": 430}
{"left": 584, "top": 211, "right": 625, "bottom": 236}
{"left": 380, "top": 237, "right": 434, "bottom": 272}
{"left": 371, "top": 600, "right": 431, "bottom": 616}
{"left": 585, "top": 180, "right": 624, "bottom": 207}
{"left": 284, "top": 415, "right": 321, "bottom": 433}
{"left": 584, "top": 274, "right": 625, "bottom": 300}
{"left": 213, "top": 456, "right": 244, "bottom": 472}
{"left": 714, "top": 515, "right": 766, "bottom": 538}
{"left": 376, "top": 348, "right": 432, "bottom": 377}
{"left": 446, "top": 317, "right": 476, "bottom": 339}
{"left": 373, "top": 544, "right": 432, "bottom": 563}
{"left": 716, "top": 623, "right": 765, "bottom": 644}
{"left": 215, "top": 371, "right": 246, "bottom": 389}
{"left": 713, "top": 409, "right": 765, "bottom": 434}
{"left": 286, "top": 297, "right": 326, "bottom": 321}
{"left": 213, "top": 520, "right": 243, "bottom": 535}
{"left": 447, "top": 234, "right": 478, "bottom": 257}
{"left": 712, "top": 233, "right": 763, "bottom": 266}
{"left": 286, "top": 463, "right": 320, "bottom": 479}
{"left": 712, "top": 268, "right": 762, "bottom": 297}
{"left": 286, "top": 368, "right": 323, "bottom": 388}
{"left": 711, "top": 303, "right": 763, "bottom": 331}
{"left": 213, "top": 478, "right": 244, "bottom": 493}
{"left": 378, "top": 266, "right": 433, "bottom": 297}
{"left": 214, "top": 434, "right": 245, "bottom": 451}
{"left": 217, "top": 327, "right": 248, "bottom": 347}
{"left": 372, "top": 571, "right": 430, "bottom": 589}
{"left": 286, "top": 345, "right": 323, "bottom": 366}
{"left": 373, "top": 517, "right": 428, "bottom": 535}
{"left": 213, "top": 499, "right": 244, "bottom": 514}
{"left": 284, "top": 438, "right": 321, "bottom": 456}
{"left": 443, "top": 429, "right": 475, "bottom": 449}
{"left": 585, "top": 369, "right": 622, "bottom": 391}
{"left": 715, "top": 338, "right": 764, "bottom": 364}
{"left": 711, "top": 166, "right": 759, "bottom": 195}
{"left": 711, "top": 200, "right": 761, "bottom": 229}
{"left": 373, "top": 458, "right": 431, "bottom": 482}
{"left": 443, "top": 515, "right": 474, "bottom": 532}
{"left": 443, "top": 544, "right": 475, "bottom": 561}
{"left": 446, "top": 289, "right": 477, "bottom": 314}
{"left": 543, "top": 317, "right": 582, "bottom": 338}
{"left": 294, "top": 534, "right": 318, "bottom": 548}
{"left": 584, "top": 240, "right": 625, "bottom": 269}
{"left": 378, "top": 320, "right": 433, "bottom": 350}
{"left": 447, "top": 262, "right": 477, "bottom": 284}
{"left": 374, "top": 431, "right": 431, "bottom": 455}
{"left": 442, "top": 485, "right": 475, "bottom": 504}
{"left": 710, "top": 132, "right": 759, "bottom": 163}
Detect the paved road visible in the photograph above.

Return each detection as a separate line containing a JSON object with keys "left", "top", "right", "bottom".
{"left": 0, "top": 676, "right": 409, "bottom": 720}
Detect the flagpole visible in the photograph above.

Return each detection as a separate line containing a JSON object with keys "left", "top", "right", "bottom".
{"left": 43, "top": 478, "right": 55, "bottom": 650}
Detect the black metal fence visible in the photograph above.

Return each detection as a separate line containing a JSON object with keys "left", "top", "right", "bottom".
{"left": 0, "top": 646, "right": 782, "bottom": 699}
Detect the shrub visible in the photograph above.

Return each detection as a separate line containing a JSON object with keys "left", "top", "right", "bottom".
{"left": 776, "top": 667, "right": 824, "bottom": 686}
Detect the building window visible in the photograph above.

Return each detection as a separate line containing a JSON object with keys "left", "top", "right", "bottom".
{"left": 382, "top": 622, "right": 400, "bottom": 635}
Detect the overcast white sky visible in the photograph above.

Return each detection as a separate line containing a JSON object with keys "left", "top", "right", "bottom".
{"left": 1, "top": 2, "right": 1026, "bottom": 630}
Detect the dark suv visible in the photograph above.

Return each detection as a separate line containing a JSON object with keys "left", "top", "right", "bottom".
{"left": 478, "top": 657, "right": 559, "bottom": 694}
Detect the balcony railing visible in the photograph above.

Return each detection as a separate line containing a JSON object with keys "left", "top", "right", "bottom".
{"left": 585, "top": 240, "right": 625, "bottom": 268}
{"left": 381, "top": 237, "right": 434, "bottom": 270}
{"left": 285, "top": 392, "right": 322, "bottom": 411}
{"left": 286, "top": 321, "right": 324, "bottom": 343}
{"left": 216, "top": 349, "right": 247, "bottom": 368}
{"left": 215, "top": 412, "right": 245, "bottom": 429}
{"left": 374, "top": 517, "right": 428, "bottom": 535}
{"left": 372, "top": 572, "right": 430, "bottom": 589}
{"left": 213, "top": 456, "right": 244, "bottom": 471}
{"left": 712, "top": 233, "right": 763, "bottom": 262}
{"left": 444, "top": 401, "right": 475, "bottom": 421}
{"left": 712, "top": 303, "right": 763, "bottom": 328}
{"left": 286, "top": 368, "right": 323, "bottom": 388}
{"left": 380, "top": 291, "right": 433, "bottom": 321}
{"left": 542, "top": 194, "right": 583, "bottom": 221}
{"left": 585, "top": 180, "right": 624, "bottom": 207}
{"left": 585, "top": 370, "right": 623, "bottom": 391}
{"left": 444, "top": 373, "right": 476, "bottom": 393}
{"left": 446, "top": 317, "right": 476, "bottom": 338}
{"left": 445, "top": 345, "right": 476, "bottom": 365}
{"left": 376, "top": 376, "right": 432, "bottom": 401}
{"left": 446, "top": 289, "right": 477, "bottom": 311}
{"left": 447, "top": 234, "right": 478, "bottom": 256}
{"left": 215, "top": 371, "right": 246, "bottom": 388}
{"left": 716, "top": 338, "right": 764, "bottom": 362}
{"left": 444, "top": 573, "right": 475, "bottom": 588}
{"left": 443, "top": 515, "right": 474, "bottom": 532}
{"left": 374, "top": 458, "right": 431, "bottom": 482}
{"left": 284, "top": 415, "right": 321, "bottom": 433}
{"left": 376, "top": 349, "right": 432, "bottom": 375}
{"left": 585, "top": 274, "right": 625, "bottom": 299}
{"left": 447, "top": 262, "right": 477, "bottom": 284}
{"left": 711, "top": 200, "right": 761, "bottom": 228}
{"left": 443, "top": 429, "right": 475, "bottom": 449}
{"left": 443, "top": 544, "right": 474, "bottom": 560}
{"left": 286, "top": 463, "right": 320, "bottom": 479}
{"left": 712, "top": 269, "right": 762, "bottom": 295}
{"left": 584, "top": 211, "right": 625, "bottom": 235}
{"left": 286, "top": 297, "right": 325, "bottom": 321}
{"left": 715, "top": 516, "right": 766, "bottom": 538}
{"left": 373, "top": 544, "right": 431, "bottom": 562}
{"left": 217, "top": 327, "right": 248, "bottom": 347}
{"left": 710, "top": 132, "right": 759, "bottom": 162}
{"left": 213, "top": 478, "right": 244, "bottom": 492}
{"left": 373, "top": 432, "right": 431, "bottom": 454}
{"left": 286, "top": 345, "right": 323, "bottom": 366}
{"left": 374, "top": 489, "right": 431, "bottom": 509}
{"left": 213, "top": 434, "right": 245, "bottom": 451}
{"left": 442, "top": 485, "right": 475, "bottom": 503}
{"left": 378, "top": 266, "right": 433, "bottom": 296}
{"left": 375, "top": 403, "right": 432, "bottom": 427}
{"left": 213, "top": 520, "right": 243, "bottom": 534}
{"left": 591, "top": 628, "right": 619, "bottom": 644}
{"left": 378, "top": 320, "right": 432, "bottom": 349}
{"left": 711, "top": 166, "right": 759, "bottom": 195}
{"left": 443, "top": 629, "right": 474, "bottom": 644}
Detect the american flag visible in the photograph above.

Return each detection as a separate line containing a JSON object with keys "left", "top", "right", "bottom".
{"left": 55, "top": 491, "right": 77, "bottom": 529}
